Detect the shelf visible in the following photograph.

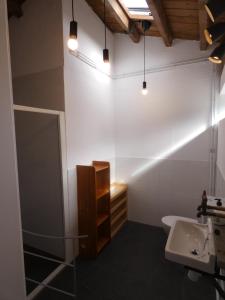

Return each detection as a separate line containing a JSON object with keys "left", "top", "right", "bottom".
{"left": 96, "top": 190, "right": 110, "bottom": 200}
{"left": 111, "top": 208, "right": 127, "bottom": 226}
{"left": 94, "top": 165, "right": 109, "bottom": 172}
{"left": 97, "top": 214, "right": 109, "bottom": 227}
{"left": 110, "top": 183, "right": 127, "bottom": 202}
{"left": 77, "top": 161, "right": 111, "bottom": 258}
{"left": 97, "top": 237, "right": 110, "bottom": 253}
{"left": 111, "top": 197, "right": 127, "bottom": 214}
{"left": 111, "top": 219, "right": 127, "bottom": 238}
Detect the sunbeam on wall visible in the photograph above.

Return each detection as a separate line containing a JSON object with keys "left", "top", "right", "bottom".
{"left": 132, "top": 125, "right": 208, "bottom": 177}
{"left": 213, "top": 110, "right": 225, "bottom": 125}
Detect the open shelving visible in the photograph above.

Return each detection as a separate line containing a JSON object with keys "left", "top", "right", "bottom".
{"left": 110, "top": 183, "right": 128, "bottom": 238}
{"left": 77, "top": 161, "right": 111, "bottom": 258}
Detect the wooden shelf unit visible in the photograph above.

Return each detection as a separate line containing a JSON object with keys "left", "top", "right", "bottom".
{"left": 77, "top": 161, "right": 111, "bottom": 258}
{"left": 110, "top": 183, "right": 128, "bottom": 238}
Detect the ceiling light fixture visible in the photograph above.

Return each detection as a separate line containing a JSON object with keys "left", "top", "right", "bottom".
{"left": 205, "top": 0, "right": 225, "bottom": 22}
{"left": 67, "top": 0, "right": 78, "bottom": 51}
{"left": 204, "top": 22, "right": 225, "bottom": 45}
{"left": 103, "top": 0, "right": 110, "bottom": 69}
{"left": 209, "top": 43, "right": 225, "bottom": 64}
{"left": 142, "top": 31, "right": 148, "bottom": 96}
{"left": 141, "top": 21, "right": 151, "bottom": 96}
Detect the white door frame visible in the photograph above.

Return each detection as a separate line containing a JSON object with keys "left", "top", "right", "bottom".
{"left": 13, "top": 104, "right": 72, "bottom": 261}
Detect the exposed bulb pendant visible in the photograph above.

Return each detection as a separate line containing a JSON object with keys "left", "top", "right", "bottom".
{"left": 142, "top": 81, "right": 148, "bottom": 95}
{"left": 142, "top": 30, "right": 148, "bottom": 96}
{"left": 103, "top": 48, "right": 109, "bottom": 64}
{"left": 67, "top": 0, "right": 78, "bottom": 51}
{"left": 103, "top": 0, "right": 110, "bottom": 68}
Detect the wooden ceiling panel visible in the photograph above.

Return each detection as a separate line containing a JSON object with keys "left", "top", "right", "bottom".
{"left": 85, "top": 0, "right": 211, "bottom": 49}
{"left": 170, "top": 22, "right": 199, "bottom": 33}
{"left": 165, "top": 8, "right": 198, "bottom": 17}
{"left": 162, "top": 0, "right": 199, "bottom": 10}
{"left": 167, "top": 15, "right": 198, "bottom": 24}
{"left": 174, "top": 31, "right": 199, "bottom": 40}
{"left": 161, "top": 0, "right": 199, "bottom": 43}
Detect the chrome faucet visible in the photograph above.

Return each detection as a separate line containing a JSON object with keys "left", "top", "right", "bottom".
{"left": 197, "top": 191, "right": 225, "bottom": 219}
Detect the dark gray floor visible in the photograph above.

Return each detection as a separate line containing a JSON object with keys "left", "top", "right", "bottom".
{"left": 34, "top": 221, "right": 216, "bottom": 300}
{"left": 24, "top": 245, "right": 60, "bottom": 294}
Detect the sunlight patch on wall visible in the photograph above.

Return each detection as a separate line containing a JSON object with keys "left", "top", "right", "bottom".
{"left": 213, "top": 110, "right": 225, "bottom": 125}
{"left": 221, "top": 84, "right": 225, "bottom": 95}
{"left": 131, "top": 125, "right": 208, "bottom": 177}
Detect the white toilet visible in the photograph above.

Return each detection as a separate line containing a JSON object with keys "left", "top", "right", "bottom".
{"left": 161, "top": 216, "right": 196, "bottom": 235}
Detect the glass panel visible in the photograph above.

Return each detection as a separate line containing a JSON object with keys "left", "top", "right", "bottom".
{"left": 122, "top": 0, "right": 149, "bottom": 8}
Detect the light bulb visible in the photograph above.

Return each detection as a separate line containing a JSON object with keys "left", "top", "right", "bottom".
{"left": 142, "top": 88, "right": 148, "bottom": 96}
{"left": 142, "top": 81, "right": 148, "bottom": 95}
{"left": 68, "top": 20, "right": 78, "bottom": 51}
{"left": 67, "top": 37, "right": 78, "bottom": 51}
{"left": 103, "top": 61, "right": 111, "bottom": 71}
{"left": 102, "top": 48, "right": 110, "bottom": 73}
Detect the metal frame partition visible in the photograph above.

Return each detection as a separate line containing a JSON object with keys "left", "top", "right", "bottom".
{"left": 24, "top": 231, "right": 87, "bottom": 299}
{"left": 13, "top": 104, "right": 72, "bottom": 260}
{"left": 13, "top": 105, "right": 85, "bottom": 299}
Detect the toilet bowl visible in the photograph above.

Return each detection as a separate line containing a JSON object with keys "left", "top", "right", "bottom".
{"left": 162, "top": 216, "right": 196, "bottom": 235}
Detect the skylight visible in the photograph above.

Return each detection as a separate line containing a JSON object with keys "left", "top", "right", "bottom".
{"left": 122, "top": 0, "right": 149, "bottom": 9}
{"left": 120, "top": 0, "right": 153, "bottom": 19}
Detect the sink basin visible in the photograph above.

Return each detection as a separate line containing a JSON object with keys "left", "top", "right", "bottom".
{"left": 165, "top": 219, "right": 216, "bottom": 274}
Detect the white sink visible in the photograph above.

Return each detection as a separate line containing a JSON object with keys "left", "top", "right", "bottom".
{"left": 165, "top": 219, "right": 216, "bottom": 274}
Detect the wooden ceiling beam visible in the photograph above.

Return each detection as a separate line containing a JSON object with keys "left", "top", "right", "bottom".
{"left": 199, "top": 0, "right": 210, "bottom": 50}
{"left": 105, "top": 0, "right": 141, "bottom": 43}
{"left": 146, "top": 0, "right": 173, "bottom": 46}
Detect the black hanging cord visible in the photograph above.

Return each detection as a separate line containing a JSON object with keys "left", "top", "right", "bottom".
{"left": 144, "top": 30, "right": 146, "bottom": 82}
{"left": 72, "top": 0, "right": 74, "bottom": 21}
{"left": 104, "top": 0, "right": 106, "bottom": 48}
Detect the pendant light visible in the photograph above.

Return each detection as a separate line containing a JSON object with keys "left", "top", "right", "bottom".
{"left": 142, "top": 29, "right": 148, "bottom": 96}
{"left": 205, "top": 0, "right": 225, "bottom": 22}
{"left": 209, "top": 43, "right": 225, "bottom": 64}
{"left": 67, "top": 0, "right": 78, "bottom": 51}
{"left": 141, "top": 21, "right": 151, "bottom": 96}
{"left": 204, "top": 22, "right": 225, "bottom": 45}
{"left": 103, "top": 0, "right": 110, "bottom": 68}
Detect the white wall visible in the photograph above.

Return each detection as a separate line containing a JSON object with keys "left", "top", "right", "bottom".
{"left": 9, "top": 0, "right": 63, "bottom": 77}
{"left": 216, "top": 67, "right": 225, "bottom": 197}
{"left": 9, "top": 0, "right": 65, "bottom": 111}
{"left": 114, "top": 35, "right": 213, "bottom": 226}
{"left": 62, "top": 0, "right": 115, "bottom": 249}
{"left": 0, "top": 0, "right": 26, "bottom": 299}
